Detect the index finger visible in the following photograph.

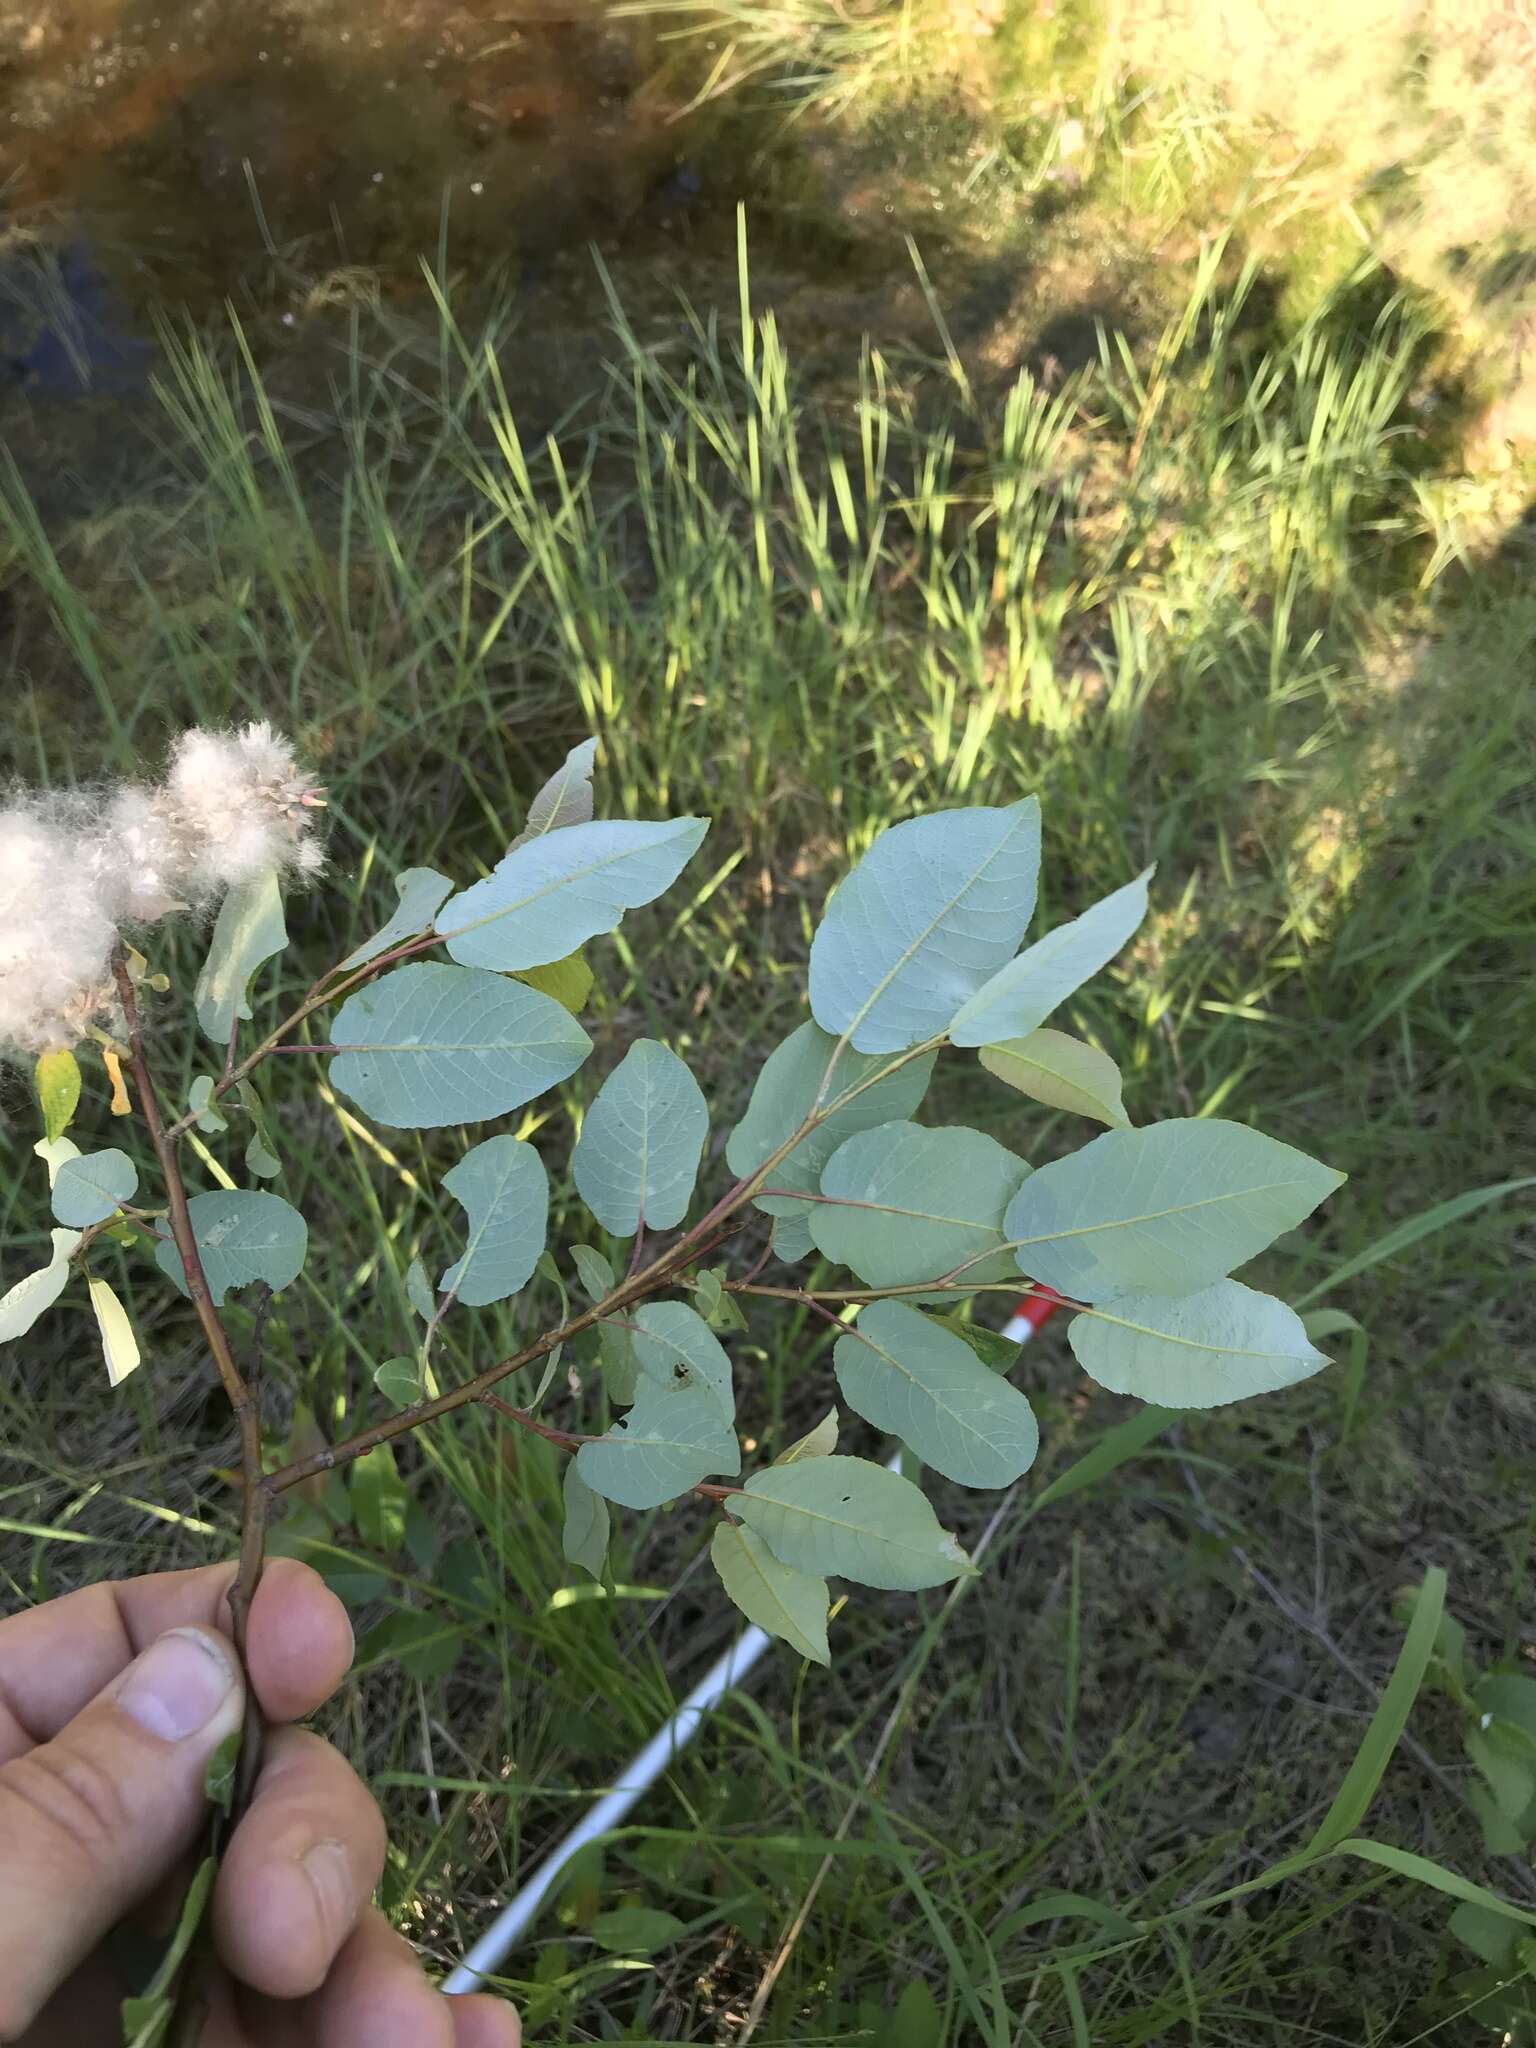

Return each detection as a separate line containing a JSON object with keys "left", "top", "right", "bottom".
{"left": 0, "top": 1558, "right": 353, "bottom": 1759}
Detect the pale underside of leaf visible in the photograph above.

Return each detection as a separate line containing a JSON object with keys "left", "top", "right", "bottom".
{"left": 811, "top": 1120, "right": 1031, "bottom": 1290}
{"left": 834, "top": 1300, "right": 1039, "bottom": 1487}
{"left": 575, "top": 1381, "right": 740, "bottom": 1510}
{"left": 711, "top": 1521, "right": 829, "bottom": 1664}
{"left": 195, "top": 867, "right": 288, "bottom": 1045}
{"left": 572, "top": 1039, "right": 708, "bottom": 1237}
{"left": 438, "top": 1135, "right": 549, "bottom": 1307}
{"left": 949, "top": 866, "right": 1153, "bottom": 1047}
{"left": 0, "top": 1229, "right": 81, "bottom": 1344}
{"left": 1068, "top": 1278, "right": 1329, "bottom": 1407}
{"left": 50, "top": 1147, "right": 139, "bottom": 1228}
{"left": 438, "top": 817, "right": 709, "bottom": 972}
{"left": 737, "top": 1455, "right": 971, "bottom": 1591}
{"left": 340, "top": 868, "right": 454, "bottom": 971}
{"left": 89, "top": 1276, "right": 142, "bottom": 1387}
{"left": 154, "top": 1190, "right": 308, "bottom": 1306}
{"left": 980, "top": 1028, "right": 1130, "bottom": 1128}
{"left": 808, "top": 799, "right": 1042, "bottom": 1054}
{"left": 1003, "top": 1117, "right": 1346, "bottom": 1300}
{"left": 630, "top": 1300, "right": 735, "bottom": 1419}
{"left": 329, "top": 963, "right": 591, "bottom": 1129}
{"left": 724, "top": 1021, "right": 936, "bottom": 1234}
{"left": 562, "top": 1459, "right": 611, "bottom": 1579}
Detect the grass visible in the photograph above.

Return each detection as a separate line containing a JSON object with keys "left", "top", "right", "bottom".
{"left": 1, "top": 159, "right": 1534, "bottom": 2047}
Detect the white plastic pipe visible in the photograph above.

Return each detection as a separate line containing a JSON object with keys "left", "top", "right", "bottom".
{"left": 442, "top": 1297, "right": 1060, "bottom": 1993}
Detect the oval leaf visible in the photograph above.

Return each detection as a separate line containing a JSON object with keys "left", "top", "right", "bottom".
{"left": 330, "top": 963, "right": 591, "bottom": 1129}
{"left": 573, "top": 1039, "right": 708, "bottom": 1237}
{"left": 590, "top": 1907, "right": 686, "bottom": 1958}
{"left": 439, "top": 1135, "right": 549, "bottom": 1307}
{"left": 88, "top": 1276, "right": 141, "bottom": 1387}
{"left": 562, "top": 1460, "right": 611, "bottom": 1581}
{"left": 510, "top": 737, "right": 598, "bottom": 847}
{"left": 950, "top": 867, "right": 1153, "bottom": 1046}
{"left": 776, "top": 1408, "right": 839, "bottom": 1464}
{"left": 374, "top": 1355, "right": 422, "bottom": 1408}
{"left": 34, "top": 1048, "right": 81, "bottom": 1143}
{"left": 725, "top": 1021, "right": 937, "bottom": 1233}
{"left": 340, "top": 867, "right": 453, "bottom": 971}
{"left": 571, "top": 1243, "right": 615, "bottom": 1302}
{"left": 812, "top": 1122, "right": 1031, "bottom": 1290}
{"left": 438, "top": 817, "right": 709, "bottom": 972}
{"left": 51, "top": 1148, "right": 139, "bottom": 1228}
{"left": 630, "top": 1300, "right": 734, "bottom": 1418}
{"left": 1068, "top": 1279, "right": 1329, "bottom": 1407}
{"left": 0, "top": 1229, "right": 81, "bottom": 1343}
{"left": 809, "top": 800, "right": 1041, "bottom": 1053}
{"left": 711, "top": 1520, "right": 830, "bottom": 1665}
{"left": 737, "top": 1456, "right": 970, "bottom": 1591}
{"left": 575, "top": 1380, "right": 740, "bottom": 1510}
{"left": 980, "top": 1028, "right": 1130, "bottom": 1128}
{"left": 834, "top": 1300, "right": 1039, "bottom": 1487}
{"left": 155, "top": 1190, "right": 307, "bottom": 1305}
{"left": 196, "top": 867, "right": 288, "bottom": 1045}
{"left": 1004, "top": 1118, "right": 1346, "bottom": 1300}
{"left": 598, "top": 1318, "right": 641, "bottom": 1405}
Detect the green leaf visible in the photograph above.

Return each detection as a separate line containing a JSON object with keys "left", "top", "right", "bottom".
{"left": 245, "top": 1131, "right": 280, "bottom": 1179}
{"left": 725, "top": 1021, "right": 937, "bottom": 1235}
{"left": 575, "top": 1380, "right": 739, "bottom": 1510}
{"left": 571, "top": 1243, "right": 616, "bottom": 1302}
{"left": 711, "top": 1520, "right": 830, "bottom": 1664}
{"left": 811, "top": 1121, "right": 1031, "bottom": 1290}
{"left": 205, "top": 1730, "right": 240, "bottom": 1814}
{"left": 355, "top": 1607, "right": 464, "bottom": 1681}
{"left": 573, "top": 1039, "right": 708, "bottom": 1237}
{"left": 374, "top": 1355, "right": 421, "bottom": 1408}
{"left": 438, "top": 1135, "right": 549, "bottom": 1307}
{"left": 187, "top": 1075, "right": 228, "bottom": 1134}
{"left": 514, "top": 950, "right": 594, "bottom": 1015}
{"left": 809, "top": 800, "right": 1041, "bottom": 1053}
{"left": 34, "top": 1047, "right": 81, "bottom": 1143}
{"left": 630, "top": 1300, "right": 734, "bottom": 1418}
{"left": 195, "top": 867, "right": 288, "bottom": 1045}
{"left": 835, "top": 1301, "right": 1039, "bottom": 1487}
{"left": 598, "top": 1319, "right": 641, "bottom": 1404}
{"left": 931, "top": 1312, "right": 1018, "bottom": 1372}
{"left": 510, "top": 736, "right": 598, "bottom": 847}
{"left": 119, "top": 1856, "right": 215, "bottom": 2048}
{"left": 1467, "top": 1723, "right": 1536, "bottom": 1824}
{"left": 890, "top": 1979, "right": 944, "bottom": 2048}
{"left": 330, "top": 963, "right": 591, "bottom": 1129}
{"left": 235, "top": 1079, "right": 281, "bottom": 1178}
{"left": 694, "top": 1265, "right": 747, "bottom": 1332}
{"left": 980, "top": 1028, "right": 1130, "bottom": 1128}
{"left": 736, "top": 1455, "right": 971, "bottom": 1591}
{"left": 404, "top": 1255, "right": 436, "bottom": 1321}
{"left": 589, "top": 1906, "right": 686, "bottom": 1957}
{"left": 950, "top": 868, "right": 1153, "bottom": 1046}
{"left": 772, "top": 1212, "right": 815, "bottom": 1263}
{"left": 340, "top": 867, "right": 453, "bottom": 972}
{"left": 1004, "top": 1118, "right": 1345, "bottom": 1300}
{"left": 776, "top": 1408, "right": 839, "bottom": 1463}
{"left": 1474, "top": 1674, "right": 1536, "bottom": 1738}
{"left": 88, "top": 1276, "right": 141, "bottom": 1387}
{"left": 562, "top": 1460, "right": 611, "bottom": 1580}
{"left": 438, "top": 817, "right": 709, "bottom": 972}
{"left": 350, "top": 1443, "right": 407, "bottom": 1554}
{"left": 154, "top": 1189, "right": 307, "bottom": 1305}
{"left": 0, "top": 1228, "right": 81, "bottom": 1343}
{"left": 1068, "top": 1280, "right": 1329, "bottom": 1407}
{"left": 51, "top": 1147, "right": 138, "bottom": 1227}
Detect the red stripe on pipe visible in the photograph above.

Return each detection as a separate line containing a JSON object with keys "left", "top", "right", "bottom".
{"left": 1003, "top": 1286, "right": 1067, "bottom": 1343}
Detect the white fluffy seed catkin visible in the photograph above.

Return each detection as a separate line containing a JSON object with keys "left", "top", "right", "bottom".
{"left": 0, "top": 724, "right": 324, "bottom": 1056}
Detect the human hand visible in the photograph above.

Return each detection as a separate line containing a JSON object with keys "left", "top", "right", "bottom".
{"left": 0, "top": 1559, "right": 519, "bottom": 2046}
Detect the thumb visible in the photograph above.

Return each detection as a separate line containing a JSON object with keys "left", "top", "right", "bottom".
{"left": 0, "top": 1625, "right": 245, "bottom": 2041}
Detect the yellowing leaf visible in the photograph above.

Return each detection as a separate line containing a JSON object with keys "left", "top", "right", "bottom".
{"left": 775, "top": 1409, "right": 839, "bottom": 1464}
{"left": 514, "top": 950, "right": 595, "bottom": 1015}
{"left": 34, "top": 1048, "right": 82, "bottom": 1143}
{"left": 88, "top": 1277, "right": 142, "bottom": 1387}
{"left": 980, "top": 1028, "right": 1130, "bottom": 1128}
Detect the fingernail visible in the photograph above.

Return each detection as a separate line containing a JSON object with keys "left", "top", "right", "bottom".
{"left": 300, "top": 1839, "right": 355, "bottom": 1945}
{"left": 118, "top": 1628, "right": 236, "bottom": 1741}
